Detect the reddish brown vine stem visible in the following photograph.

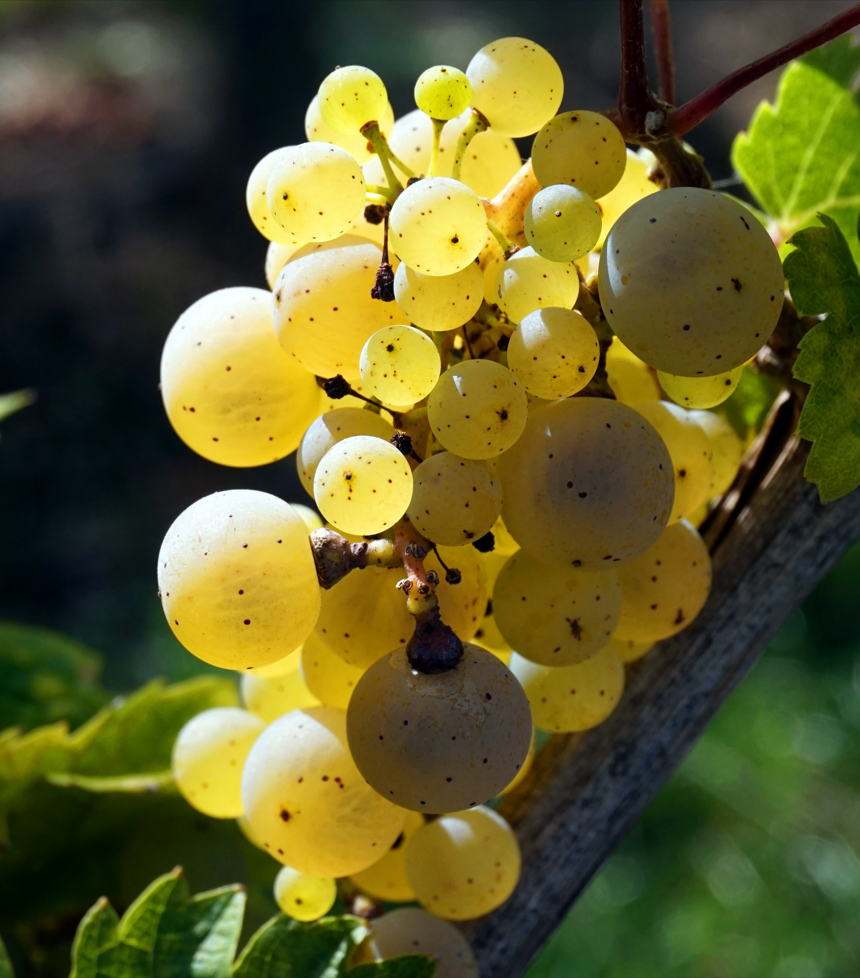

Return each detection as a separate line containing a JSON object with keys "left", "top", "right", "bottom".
{"left": 648, "top": 0, "right": 675, "bottom": 106}
{"left": 618, "top": 0, "right": 661, "bottom": 132}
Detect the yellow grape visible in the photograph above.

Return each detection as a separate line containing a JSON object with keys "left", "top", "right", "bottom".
{"left": 304, "top": 93, "right": 394, "bottom": 165}
{"left": 428, "top": 359, "right": 528, "bottom": 460}
{"left": 614, "top": 519, "right": 712, "bottom": 643}
{"left": 607, "top": 635, "right": 654, "bottom": 663}
{"left": 510, "top": 646, "right": 625, "bottom": 733}
{"left": 313, "top": 435, "right": 413, "bottom": 536}
{"left": 237, "top": 814, "right": 264, "bottom": 850}
{"left": 158, "top": 490, "right": 321, "bottom": 670}
{"left": 250, "top": 645, "right": 302, "bottom": 679}
{"left": 172, "top": 707, "right": 264, "bottom": 819}
{"left": 524, "top": 185, "right": 602, "bottom": 262}
{"left": 405, "top": 806, "right": 520, "bottom": 919}
{"left": 359, "top": 325, "right": 441, "bottom": 405}
{"left": 346, "top": 644, "right": 532, "bottom": 813}
{"left": 498, "top": 398, "right": 674, "bottom": 569}
{"left": 493, "top": 549, "right": 621, "bottom": 666}
{"left": 658, "top": 364, "right": 744, "bottom": 409}
{"left": 265, "top": 240, "right": 302, "bottom": 289}
{"left": 393, "top": 261, "right": 483, "bottom": 332}
{"left": 500, "top": 730, "right": 535, "bottom": 794}
{"left": 605, "top": 336, "right": 662, "bottom": 404}
{"left": 507, "top": 307, "right": 599, "bottom": 399}
{"left": 160, "top": 287, "right": 321, "bottom": 468}
{"left": 595, "top": 148, "right": 658, "bottom": 248}
{"left": 265, "top": 232, "right": 386, "bottom": 289}
{"left": 241, "top": 663, "right": 319, "bottom": 724}
{"left": 356, "top": 909, "right": 479, "bottom": 978}
{"left": 494, "top": 246, "right": 579, "bottom": 324}
{"left": 273, "top": 865, "right": 337, "bottom": 922}
{"left": 599, "top": 188, "right": 784, "bottom": 376}
{"left": 292, "top": 504, "right": 324, "bottom": 532}
{"left": 349, "top": 811, "right": 425, "bottom": 903}
{"left": 407, "top": 452, "right": 502, "bottom": 546}
{"left": 632, "top": 400, "right": 714, "bottom": 523}
{"left": 490, "top": 514, "right": 520, "bottom": 556}
{"left": 466, "top": 37, "right": 563, "bottom": 137}
{"left": 296, "top": 408, "right": 395, "bottom": 497}
{"left": 483, "top": 245, "right": 506, "bottom": 305}
{"left": 300, "top": 630, "right": 364, "bottom": 710}
{"left": 473, "top": 612, "right": 512, "bottom": 661}
{"left": 690, "top": 409, "right": 744, "bottom": 498}
{"left": 532, "top": 110, "right": 627, "bottom": 200}
{"left": 414, "top": 65, "right": 472, "bottom": 120}
{"left": 318, "top": 65, "right": 389, "bottom": 135}
{"left": 241, "top": 706, "right": 406, "bottom": 877}
{"left": 246, "top": 148, "right": 300, "bottom": 245}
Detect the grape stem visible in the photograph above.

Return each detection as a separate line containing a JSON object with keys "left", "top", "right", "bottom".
{"left": 361, "top": 122, "right": 404, "bottom": 192}
{"left": 427, "top": 117, "right": 446, "bottom": 178}
{"left": 480, "top": 160, "right": 541, "bottom": 267}
{"left": 648, "top": 0, "right": 675, "bottom": 106}
{"left": 618, "top": 0, "right": 661, "bottom": 133}
{"left": 572, "top": 272, "right": 617, "bottom": 401}
{"left": 452, "top": 108, "right": 489, "bottom": 182}
{"left": 486, "top": 219, "right": 514, "bottom": 256}
{"left": 337, "top": 880, "right": 384, "bottom": 920}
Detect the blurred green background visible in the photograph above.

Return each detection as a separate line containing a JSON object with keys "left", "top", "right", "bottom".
{"left": 0, "top": 1, "right": 858, "bottom": 976}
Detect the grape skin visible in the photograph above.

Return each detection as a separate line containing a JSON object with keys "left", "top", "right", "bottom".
{"left": 414, "top": 65, "right": 472, "bottom": 120}
{"left": 355, "top": 908, "right": 479, "bottom": 978}
{"left": 524, "top": 185, "right": 602, "bottom": 262}
{"left": 393, "top": 261, "right": 483, "bottom": 332}
{"left": 658, "top": 364, "right": 744, "bottom": 409}
{"left": 300, "top": 630, "right": 364, "bottom": 710}
{"left": 605, "top": 336, "right": 662, "bottom": 404}
{"left": 494, "top": 246, "right": 579, "bottom": 324}
{"left": 607, "top": 635, "right": 654, "bottom": 663}
{"left": 346, "top": 644, "right": 532, "bottom": 813}
{"left": 507, "top": 307, "right": 599, "bottom": 399}
{"left": 359, "top": 325, "right": 441, "bottom": 406}
{"left": 273, "top": 865, "right": 337, "bottom": 922}
{"left": 594, "top": 148, "right": 659, "bottom": 249}
{"left": 250, "top": 646, "right": 302, "bottom": 679}
{"left": 690, "top": 409, "right": 744, "bottom": 498}
{"left": 304, "top": 94, "right": 394, "bottom": 165}
{"left": 241, "top": 664, "right": 319, "bottom": 724}
{"left": 318, "top": 65, "right": 389, "bottom": 135}
{"left": 349, "top": 810, "right": 425, "bottom": 903}
{"left": 532, "top": 110, "right": 627, "bottom": 199}
{"left": 246, "top": 148, "right": 300, "bottom": 245}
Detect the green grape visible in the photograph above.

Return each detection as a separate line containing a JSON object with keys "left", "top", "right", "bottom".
{"left": 415, "top": 65, "right": 472, "bottom": 120}
{"left": 317, "top": 65, "right": 389, "bottom": 135}
{"left": 494, "top": 246, "right": 579, "bottom": 324}
{"left": 532, "top": 110, "right": 627, "bottom": 200}
{"left": 297, "top": 409, "right": 395, "bottom": 497}
{"left": 172, "top": 707, "right": 264, "bottom": 819}
{"left": 265, "top": 240, "right": 302, "bottom": 289}
{"left": 524, "top": 185, "right": 602, "bottom": 262}
{"left": 466, "top": 37, "right": 563, "bottom": 137}
{"left": 158, "top": 490, "right": 321, "bottom": 670}
{"left": 595, "top": 148, "right": 658, "bottom": 249}
{"left": 598, "top": 188, "right": 784, "bottom": 376}
{"left": 346, "top": 644, "right": 532, "bottom": 813}
{"left": 349, "top": 811, "right": 425, "bottom": 902}
{"left": 355, "top": 909, "right": 479, "bottom": 978}
{"left": 428, "top": 359, "right": 528, "bottom": 460}
{"left": 690, "top": 409, "right": 744, "bottom": 498}
{"left": 390, "top": 177, "right": 487, "bottom": 276}
{"left": 304, "top": 93, "right": 394, "bottom": 165}
{"left": 405, "top": 806, "right": 520, "bottom": 919}
{"left": 498, "top": 398, "right": 674, "bottom": 569}
{"left": 407, "top": 452, "right": 502, "bottom": 546}
{"left": 161, "top": 287, "right": 321, "bottom": 468}
{"left": 632, "top": 400, "right": 714, "bottom": 523}
{"left": 607, "top": 635, "right": 654, "bottom": 663}
{"left": 440, "top": 109, "right": 522, "bottom": 197}
{"left": 272, "top": 239, "right": 406, "bottom": 378}
{"left": 614, "top": 519, "right": 711, "bottom": 643}
{"left": 313, "top": 435, "right": 413, "bottom": 536}
{"left": 393, "top": 261, "right": 483, "bottom": 332}
{"left": 510, "top": 646, "right": 625, "bottom": 733}
{"left": 658, "top": 364, "right": 744, "bottom": 409}
{"left": 250, "top": 646, "right": 302, "bottom": 679}
{"left": 246, "top": 148, "right": 301, "bottom": 245}
{"left": 273, "top": 865, "right": 337, "bottom": 922}
{"left": 241, "top": 706, "right": 406, "bottom": 877}
{"left": 507, "top": 307, "right": 599, "bottom": 399}
{"left": 266, "top": 142, "right": 365, "bottom": 243}
{"left": 500, "top": 730, "right": 535, "bottom": 794}
{"left": 359, "top": 325, "right": 441, "bottom": 406}
{"left": 241, "top": 659, "right": 319, "bottom": 724}
{"left": 605, "top": 336, "right": 662, "bottom": 404}
{"left": 493, "top": 549, "right": 621, "bottom": 666}
{"left": 300, "top": 630, "right": 364, "bottom": 710}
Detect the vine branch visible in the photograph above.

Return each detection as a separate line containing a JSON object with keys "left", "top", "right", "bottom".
{"left": 618, "top": 0, "right": 661, "bottom": 132}
{"left": 649, "top": 0, "right": 675, "bottom": 106}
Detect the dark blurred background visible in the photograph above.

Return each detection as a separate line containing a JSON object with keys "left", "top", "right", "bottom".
{"left": 0, "top": 2, "right": 859, "bottom": 976}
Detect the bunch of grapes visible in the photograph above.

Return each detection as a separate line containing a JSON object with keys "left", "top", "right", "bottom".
{"left": 158, "top": 34, "right": 782, "bottom": 975}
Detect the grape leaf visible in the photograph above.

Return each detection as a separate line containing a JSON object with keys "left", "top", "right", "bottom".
{"left": 349, "top": 958, "right": 437, "bottom": 978}
{"left": 732, "top": 35, "right": 860, "bottom": 263}
{"left": 784, "top": 213, "right": 860, "bottom": 500}
{"left": 0, "top": 936, "right": 12, "bottom": 978}
{"left": 717, "top": 367, "right": 780, "bottom": 441}
{"left": 231, "top": 914, "right": 366, "bottom": 978}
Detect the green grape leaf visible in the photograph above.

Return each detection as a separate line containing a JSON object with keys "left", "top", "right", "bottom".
{"left": 717, "top": 367, "right": 781, "bottom": 440}
{"left": 0, "top": 936, "right": 13, "bottom": 978}
{"left": 231, "top": 914, "right": 367, "bottom": 978}
{"left": 784, "top": 213, "right": 860, "bottom": 500}
{"left": 732, "top": 35, "right": 860, "bottom": 263}
{"left": 348, "top": 957, "right": 437, "bottom": 978}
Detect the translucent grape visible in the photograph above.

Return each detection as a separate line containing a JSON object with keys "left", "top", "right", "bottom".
{"left": 494, "top": 246, "right": 579, "bottom": 324}
{"left": 360, "top": 325, "right": 441, "bottom": 406}
{"left": 599, "top": 188, "right": 784, "bottom": 376}
{"left": 510, "top": 646, "right": 625, "bottom": 732}
{"left": 246, "top": 148, "right": 300, "bottom": 245}
{"left": 428, "top": 359, "right": 528, "bottom": 460}
{"left": 498, "top": 398, "right": 674, "bottom": 569}
{"left": 266, "top": 142, "right": 365, "bottom": 242}
{"left": 415, "top": 66, "right": 472, "bottom": 120}
{"left": 272, "top": 240, "right": 406, "bottom": 378}
{"left": 390, "top": 177, "right": 487, "bottom": 276}
{"left": 161, "top": 287, "right": 321, "bottom": 468}
{"left": 172, "top": 707, "right": 264, "bottom": 819}
{"left": 296, "top": 408, "right": 395, "bottom": 497}
{"left": 493, "top": 549, "right": 621, "bottom": 666}
{"left": 265, "top": 233, "right": 383, "bottom": 291}
{"left": 318, "top": 65, "right": 389, "bottom": 135}
{"left": 595, "top": 149, "right": 658, "bottom": 249}
{"left": 490, "top": 514, "right": 520, "bottom": 555}
{"left": 607, "top": 635, "right": 654, "bottom": 663}
{"left": 241, "top": 662, "right": 319, "bottom": 724}
{"left": 405, "top": 806, "right": 520, "bottom": 919}
{"left": 347, "top": 644, "right": 531, "bottom": 813}
{"left": 466, "top": 37, "right": 563, "bottom": 137}
{"left": 690, "top": 409, "right": 744, "bottom": 498}
{"left": 273, "top": 865, "right": 337, "bottom": 922}
{"left": 658, "top": 364, "right": 744, "bottom": 409}
{"left": 500, "top": 730, "right": 535, "bottom": 794}
{"left": 473, "top": 609, "right": 512, "bottom": 661}
{"left": 507, "top": 307, "right": 599, "bottom": 399}
{"left": 265, "top": 240, "right": 303, "bottom": 289}
{"left": 532, "top": 110, "right": 627, "bottom": 199}
{"left": 524, "top": 185, "right": 602, "bottom": 262}
{"left": 614, "top": 519, "right": 712, "bottom": 642}
{"left": 242, "top": 706, "right": 406, "bottom": 877}
{"left": 305, "top": 93, "right": 394, "bottom": 165}
{"left": 158, "top": 490, "right": 321, "bottom": 670}
{"left": 349, "top": 811, "right": 425, "bottom": 903}
{"left": 605, "top": 337, "right": 662, "bottom": 404}
{"left": 355, "top": 909, "right": 479, "bottom": 978}
{"left": 407, "top": 452, "right": 502, "bottom": 546}
{"left": 250, "top": 646, "right": 302, "bottom": 679}
{"left": 300, "top": 630, "right": 364, "bottom": 710}
{"left": 632, "top": 400, "right": 714, "bottom": 523}
{"left": 313, "top": 435, "right": 413, "bottom": 536}
{"left": 393, "top": 261, "right": 483, "bottom": 332}
{"left": 292, "top": 504, "right": 324, "bottom": 533}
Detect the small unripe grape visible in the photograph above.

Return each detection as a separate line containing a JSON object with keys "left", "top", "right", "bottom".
{"left": 241, "top": 663, "right": 318, "bottom": 724}
{"left": 273, "top": 866, "right": 337, "bottom": 922}
{"left": 507, "top": 307, "right": 599, "bottom": 399}
{"left": 393, "top": 261, "right": 483, "bottom": 332}
{"left": 690, "top": 409, "right": 744, "bottom": 498}
{"left": 318, "top": 65, "right": 389, "bottom": 135}
{"left": 605, "top": 337, "right": 662, "bottom": 404}
{"left": 494, "top": 246, "right": 579, "bottom": 324}
{"left": 360, "top": 325, "right": 441, "bottom": 406}
{"left": 297, "top": 408, "right": 394, "bottom": 496}
{"left": 532, "top": 110, "right": 627, "bottom": 199}
{"left": 304, "top": 93, "right": 394, "bottom": 165}
{"left": 415, "top": 65, "right": 472, "bottom": 120}
{"left": 524, "top": 185, "right": 602, "bottom": 262}
{"left": 300, "top": 631, "right": 364, "bottom": 710}
{"left": 355, "top": 909, "right": 479, "bottom": 978}
{"left": 246, "top": 148, "right": 300, "bottom": 245}
{"left": 658, "top": 364, "right": 744, "bottom": 409}
{"left": 349, "top": 810, "right": 425, "bottom": 902}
